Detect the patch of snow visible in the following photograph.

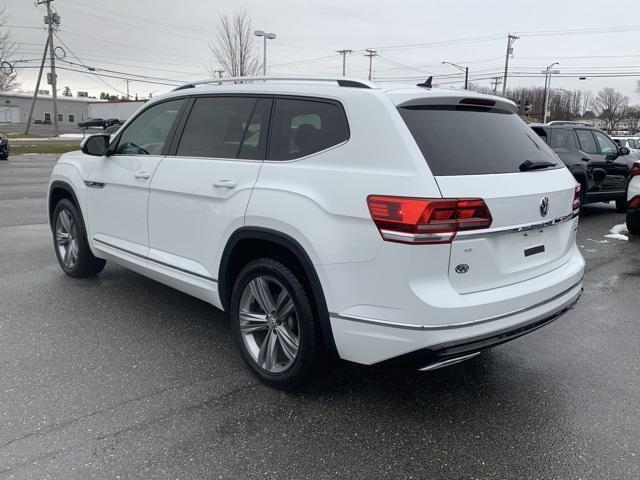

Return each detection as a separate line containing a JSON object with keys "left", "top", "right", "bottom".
{"left": 610, "top": 223, "right": 629, "bottom": 236}
{"left": 587, "top": 238, "right": 609, "bottom": 244}
{"left": 584, "top": 249, "right": 597, "bottom": 252}
{"left": 604, "top": 233, "right": 629, "bottom": 241}
{"left": 604, "top": 223, "right": 629, "bottom": 241}
{"left": 59, "top": 134, "right": 85, "bottom": 139}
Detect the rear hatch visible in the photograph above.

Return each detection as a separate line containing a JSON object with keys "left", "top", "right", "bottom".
{"left": 397, "top": 97, "right": 578, "bottom": 294}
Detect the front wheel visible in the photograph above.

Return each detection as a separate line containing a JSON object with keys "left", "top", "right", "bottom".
{"left": 627, "top": 211, "right": 640, "bottom": 235}
{"left": 616, "top": 199, "right": 627, "bottom": 213}
{"left": 229, "top": 258, "right": 320, "bottom": 389}
{"left": 52, "top": 199, "right": 106, "bottom": 277}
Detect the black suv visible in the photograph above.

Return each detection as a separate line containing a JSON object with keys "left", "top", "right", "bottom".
{"left": 531, "top": 122, "right": 633, "bottom": 212}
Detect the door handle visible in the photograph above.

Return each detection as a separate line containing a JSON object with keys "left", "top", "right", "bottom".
{"left": 134, "top": 171, "right": 151, "bottom": 179}
{"left": 213, "top": 179, "right": 237, "bottom": 189}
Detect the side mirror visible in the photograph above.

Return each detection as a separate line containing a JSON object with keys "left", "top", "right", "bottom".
{"left": 81, "top": 134, "right": 111, "bottom": 157}
{"left": 619, "top": 146, "right": 631, "bottom": 156}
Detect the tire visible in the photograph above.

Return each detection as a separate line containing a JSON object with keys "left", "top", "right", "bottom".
{"left": 616, "top": 198, "right": 627, "bottom": 213}
{"left": 52, "top": 198, "right": 106, "bottom": 278}
{"left": 229, "top": 258, "right": 320, "bottom": 390}
{"left": 627, "top": 211, "right": 640, "bottom": 235}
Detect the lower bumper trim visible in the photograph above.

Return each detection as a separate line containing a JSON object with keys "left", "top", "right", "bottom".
{"left": 379, "top": 287, "right": 582, "bottom": 369}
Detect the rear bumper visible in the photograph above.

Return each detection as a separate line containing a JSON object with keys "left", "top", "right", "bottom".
{"left": 330, "top": 278, "right": 583, "bottom": 365}
{"left": 380, "top": 284, "right": 582, "bottom": 370}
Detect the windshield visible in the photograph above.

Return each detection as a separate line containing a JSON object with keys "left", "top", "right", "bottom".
{"left": 398, "top": 105, "right": 561, "bottom": 176}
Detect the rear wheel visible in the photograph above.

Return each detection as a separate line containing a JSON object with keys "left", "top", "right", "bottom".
{"left": 229, "top": 258, "right": 320, "bottom": 389}
{"left": 616, "top": 198, "right": 627, "bottom": 213}
{"left": 627, "top": 211, "right": 640, "bottom": 235}
{"left": 52, "top": 199, "right": 106, "bottom": 277}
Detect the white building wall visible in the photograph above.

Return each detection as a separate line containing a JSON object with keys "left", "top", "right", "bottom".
{"left": 88, "top": 101, "right": 147, "bottom": 121}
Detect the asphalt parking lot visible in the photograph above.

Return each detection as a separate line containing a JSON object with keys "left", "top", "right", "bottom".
{"left": 1, "top": 155, "right": 639, "bottom": 480}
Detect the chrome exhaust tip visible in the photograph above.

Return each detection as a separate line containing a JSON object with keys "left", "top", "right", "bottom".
{"left": 418, "top": 352, "right": 481, "bottom": 372}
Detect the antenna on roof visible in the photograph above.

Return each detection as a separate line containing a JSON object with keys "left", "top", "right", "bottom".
{"left": 416, "top": 76, "right": 433, "bottom": 88}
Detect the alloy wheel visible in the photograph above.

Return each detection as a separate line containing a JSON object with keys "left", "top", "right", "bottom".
{"left": 238, "top": 275, "right": 300, "bottom": 373}
{"left": 55, "top": 208, "right": 79, "bottom": 269}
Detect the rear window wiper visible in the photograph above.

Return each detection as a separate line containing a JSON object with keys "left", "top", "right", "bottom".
{"left": 519, "top": 160, "right": 557, "bottom": 172}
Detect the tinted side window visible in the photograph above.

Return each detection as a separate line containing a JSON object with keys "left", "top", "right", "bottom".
{"left": 116, "top": 99, "right": 184, "bottom": 155}
{"left": 548, "top": 128, "right": 575, "bottom": 149}
{"left": 594, "top": 131, "right": 618, "bottom": 156}
{"left": 575, "top": 130, "right": 598, "bottom": 154}
{"left": 268, "top": 98, "right": 349, "bottom": 160}
{"left": 177, "top": 97, "right": 256, "bottom": 159}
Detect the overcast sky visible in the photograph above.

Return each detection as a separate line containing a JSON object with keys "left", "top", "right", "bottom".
{"left": 5, "top": 0, "right": 640, "bottom": 102}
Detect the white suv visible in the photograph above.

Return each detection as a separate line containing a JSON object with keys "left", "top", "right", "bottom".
{"left": 48, "top": 77, "right": 585, "bottom": 388}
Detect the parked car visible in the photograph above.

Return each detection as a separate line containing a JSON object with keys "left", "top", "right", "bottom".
{"left": 531, "top": 123, "right": 635, "bottom": 212}
{"left": 0, "top": 134, "right": 8, "bottom": 160}
{"left": 612, "top": 136, "right": 640, "bottom": 158}
{"left": 627, "top": 161, "right": 640, "bottom": 234}
{"left": 78, "top": 118, "right": 107, "bottom": 129}
{"left": 105, "top": 118, "right": 123, "bottom": 128}
{"left": 48, "top": 77, "right": 584, "bottom": 388}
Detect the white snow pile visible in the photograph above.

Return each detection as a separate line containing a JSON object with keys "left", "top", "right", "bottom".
{"left": 59, "top": 134, "right": 85, "bottom": 139}
{"left": 604, "top": 223, "right": 629, "bottom": 242}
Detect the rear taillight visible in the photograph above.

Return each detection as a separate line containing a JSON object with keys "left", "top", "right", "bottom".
{"left": 366, "top": 196, "right": 492, "bottom": 244}
{"left": 630, "top": 196, "right": 640, "bottom": 209}
{"left": 573, "top": 184, "right": 581, "bottom": 211}
{"left": 631, "top": 162, "right": 640, "bottom": 177}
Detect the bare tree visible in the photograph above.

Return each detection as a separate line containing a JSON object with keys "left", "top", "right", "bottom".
{"left": 626, "top": 106, "right": 640, "bottom": 134}
{"left": 0, "top": 7, "right": 18, "bottom": 92}
{"left": 592, "top": 88, "right": 629, "bottom": 133}
{"left": 209, "top": 9, "right": 260, "bottom": 78}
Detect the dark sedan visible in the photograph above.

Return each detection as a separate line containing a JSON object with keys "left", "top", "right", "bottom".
{"left": 78, "top": 118, "right": 107, "bottom": 129}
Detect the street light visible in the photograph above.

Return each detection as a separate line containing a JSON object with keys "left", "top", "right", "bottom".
{"left": 542, "top": 62, "right": 560, "bottom": 123}
{"left": 254, "top": 30, "right": 276, "bottom": 76}
{"left": 442, "top": 61, "right": 469, "bottom": 89}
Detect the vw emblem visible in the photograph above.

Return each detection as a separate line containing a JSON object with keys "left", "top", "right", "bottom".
{"left": 455, "top": 264, "right": 470, "bottom": 274}
{"left": 539, "top": 196, "right": 550, "bottom": 217}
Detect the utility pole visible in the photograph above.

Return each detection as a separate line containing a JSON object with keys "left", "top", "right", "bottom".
{"left": 490, "top": 76, "right": 502, "bottom": 95}
{"left": 125, "top": 79, "right": 130, "bottom": 100}
{"left": 542, "top": 62, "right": 560, "bottom": 123}
{"left": 40, "top": 0, "right": 61, "bottom": 136}
{"left": 337, "top": 49, "right": 352, "bottom": 77}
{"left": 364, "top": 49, "right": 378, "bottom": 81}
{"left": 214, "top": 69, "right": 224, "bottom": 85}
{"left": 24, "top": 36, "right": 50, "bottom": 135}
{"left": 502, "top": 33, "right": 519, "bottom": 96}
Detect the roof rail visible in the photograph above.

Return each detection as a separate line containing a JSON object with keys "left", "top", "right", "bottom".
{"left": 172, "top": 76, "right": 377, "bottom": 91}
{"left": 548, "top": 121, "right": 592, "bottom": 126}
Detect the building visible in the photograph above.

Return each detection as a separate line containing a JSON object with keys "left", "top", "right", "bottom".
{"left": 88, "top": 100, "right": 146, "bottom": 121}
{"left": 0, "top": 92, "right": 103, "bottom": 125}
{"left": 0, "top": 92, "right": 147, "bottom": 126}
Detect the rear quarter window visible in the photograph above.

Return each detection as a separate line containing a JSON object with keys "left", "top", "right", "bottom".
{"left": 398, "top": 105, "right": 560, "bottom": 176}
{"left": 268, "top": 98, "right": 349, "bottom": 160}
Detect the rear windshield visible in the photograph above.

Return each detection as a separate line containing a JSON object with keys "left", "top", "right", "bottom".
{"left": 398, "top": 105, "right": 560, "bottom": 176}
